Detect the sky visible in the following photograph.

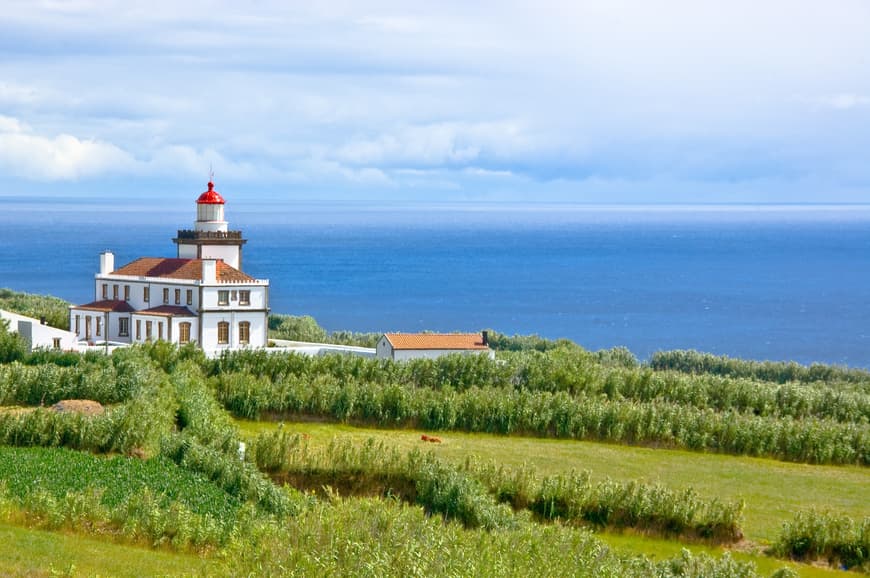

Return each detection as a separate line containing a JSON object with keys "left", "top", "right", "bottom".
{"left": 1, "top": 1, "right": 869, "bottom": 204}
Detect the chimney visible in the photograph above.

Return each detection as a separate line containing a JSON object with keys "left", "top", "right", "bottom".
{"left": 481, "top": 330, "right": 489, "bottom": 346}
{"left": 99, "top": 251, "right": 114, "bottom": 275}
{"left": 202, "top": 259, "right": 217, "bottom": 284}
{"left": 40, "top": 316, "right": 46, "bottom": 326}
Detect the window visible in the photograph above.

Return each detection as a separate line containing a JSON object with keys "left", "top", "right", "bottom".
{"left": 112, "top": 284, "right": 118, "bottom": 300}
{"left": 143, "top": 287, "right": 150, "bottom": 303}
{"left": 124, "top": 285, "right": 130, "bottom": 301}
{"left": 218, "top": 290, "right": 229, "bottom": 305}
{"left": 101, "top": 284, "right": 108, "bottom": 299}
{"left": 163, "top": 288, "right": 169, "bottom": 304}
{"left": 238, "top": 321, "right": 250, "bottom": 344}
{"left": 136, "top": 319, "right": 141, "bottom": 340}
{"left": 118, "top": 317, "right": 129, "bottom": 337}
{"left": 186, "top": 290, "right": 193, "bottom": 306}
{"left": 239, "top": 290, "right": 250, "bottom": 305}
{"left": 85, "top": 317, "right": 91, "bottom": 339}
{"left": 231, "top": 290, "right": 237, "bottom": 301}
{"left": 75, "top": 315, "right": 80, "bottom": 334}
{"left": 157, "top": 322, "right": 163, "bottom": 340}
{"left": 96, "top": 317, "right": 102, "bottom": 337}
{"left": 52, "top": 337, "right": 61, "bottom": 349}
{"left": 179, "top": 322, "right": 191, "bottom": 344}
{"left": 174, "top": 289, "right": 181, "bottom": 304}
{"left": 145, "top": 320, "right": 152, "bottom": 340}
{"left": 217, "top": 321, "right": 229, "bottom": 344}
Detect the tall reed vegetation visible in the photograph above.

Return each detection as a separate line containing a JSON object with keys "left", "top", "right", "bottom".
{"left": 772, "top": 510, "right": 870, "bottom": 571}
{"left": 247, "top": 432, "right": 745, "bottom": 541}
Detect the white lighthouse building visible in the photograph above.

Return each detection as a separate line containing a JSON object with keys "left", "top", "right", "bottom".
{"left": 69, "top": 182, "right": 269, "bottom": 355}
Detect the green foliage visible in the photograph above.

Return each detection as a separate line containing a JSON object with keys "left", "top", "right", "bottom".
{"left": 0, "top": 319, "right": 27, "bottom": 364}
{"left": 248, "top": 433, "right": 743, "bottom": 541}
{"left": 215, "top": 368, "right": 870, "bottom": 465}
{"left": 530, "top": 471, "right": 743, "bottom": 541}
{"left": 171, "top": 361, "right": 238, "bottom": 453}
{"left": 772, "top": 510, "right": 870, "bottom": 571}
{"left": 218, "top": 497, "right": 764, "bottom": 578}
{"left": 212, "top": 345, "right": 870, "bottom": 425}
{"left": 249, "top": 433, "right": 509, "bottom": 529}
{"left": 268, "top": 314, "right": 328, "bottom": 342}
{"left": 160, "top": 434, "right": 297, "bottom": 517}
{"left": 268, "top": 313, "right": 382, "bottom": 347}
{"left": 483, "top": 330, "right": 565, "bottom": 352}
{"left": 0, "top": 446, "right": 239, "bottom": 521}
{"left": 0, "top": 446, "right": 241, "bottom": 548}
{"left": 0, "top": 288, "right": 70, "bottom": 330}
{"left": 650, "top": 350, "right": 870, "bottom": 392}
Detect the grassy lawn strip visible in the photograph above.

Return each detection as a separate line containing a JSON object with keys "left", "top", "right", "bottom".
{"left": 0, "top": 521, "right": 216, "bottom": 577}
{"left": 0, "top": 446, "right": 241, "bottom": 521}
{"left": 235, "top": 418, "right": 870, "bottom": 543}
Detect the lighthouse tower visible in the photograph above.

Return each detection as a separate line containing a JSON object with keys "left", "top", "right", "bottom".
{"left": 173, "top": 181, "right": 247, "bottom": 269}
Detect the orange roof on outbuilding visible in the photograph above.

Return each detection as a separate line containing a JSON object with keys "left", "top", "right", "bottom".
{"left": 383, "top": 333, "right": 489, "bottom": 350}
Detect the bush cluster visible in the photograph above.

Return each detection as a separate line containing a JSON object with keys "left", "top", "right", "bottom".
{"left": 772, "top": 510, "right": 870, "bottom": 571}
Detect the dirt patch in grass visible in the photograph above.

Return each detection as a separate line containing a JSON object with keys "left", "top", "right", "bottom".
{"left": 50, "top": 400, "right": 105, "bottom": 416}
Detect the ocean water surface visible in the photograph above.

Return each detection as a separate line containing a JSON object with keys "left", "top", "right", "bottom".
{"left": 1, "top": 198, "right": 869, "bottom": 367}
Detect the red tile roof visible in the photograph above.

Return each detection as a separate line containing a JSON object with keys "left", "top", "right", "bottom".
{"left": 383, "top": 333, "right": 490, "bottom": 350}
{"left": 73, "top": 300, "right": 136, "bottom": 313}
{"left": 110, "top": 257, "right": 253, "bottom": 282}
{"left": 137, "top": 306, "right": 196, "bottom": 317}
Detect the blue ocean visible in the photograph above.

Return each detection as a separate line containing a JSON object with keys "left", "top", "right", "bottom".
{"left": 2, "top": 198, "right": 870, "bottom": 367}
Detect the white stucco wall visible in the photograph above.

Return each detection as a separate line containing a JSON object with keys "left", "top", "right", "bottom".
{"left": 94, "top": 277, "right": 198, "bottom": 311}
{"left": 200, "top": 310, "right": 267, "bottom": 356}
{"left": 201, "top": 285, "right": 267, "bottom": 309}
{"left": 199, "top": 245, "right": 240, "bottom": 269}
{"left": 392, "top": 348, "right": 494, "bottom": 361}
{"left": 177, "top": 244, "right": 198, "bottom": 259}
{"left": 375, "top": 336, "right": 494, "bottom": 361}
{"left": 1, "top": 310, "right": 78, "bottom": 351}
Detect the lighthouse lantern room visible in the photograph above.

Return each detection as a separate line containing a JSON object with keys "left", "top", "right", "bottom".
{"left": 172, "top": 181, "right": 247, "bottom": 269}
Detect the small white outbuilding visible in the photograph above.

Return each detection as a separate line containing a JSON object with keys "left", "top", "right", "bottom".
{"left": 0, "top": 309, "right": 79, "bottom": 352}
{"left": 376, "top": 332, "right": 495, "bottom": 361}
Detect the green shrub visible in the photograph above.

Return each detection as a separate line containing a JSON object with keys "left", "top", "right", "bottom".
{"left": 772, "top": 510, "right": 870, "bottom": 570}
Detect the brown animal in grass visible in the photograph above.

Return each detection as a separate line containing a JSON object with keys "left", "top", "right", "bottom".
{"left": 420, "top": 434, "right": 442, "bottom": 443}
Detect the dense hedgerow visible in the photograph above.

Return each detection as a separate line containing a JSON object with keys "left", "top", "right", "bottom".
{"left": 250, "top": 432, "right": 511, "bottom": 530}
{"left": 209, "top": 348, "right": 870, "bottom": 425}
{"left": 216, "top": 373, "right": 870, "bottom": 465}
{"left": 530, "top": 471, "right": 743, "bottom": 541}
{"left": 248, "top": 432, "right": 744, "bottom": 541}
{"left": 772, "top": 510, "right": 870, "bottom": 571}
{"left": 650, "top": 350, "right": 870, "bottom": 391}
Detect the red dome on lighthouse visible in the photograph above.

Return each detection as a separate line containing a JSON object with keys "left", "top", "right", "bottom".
{"left": 196, "top": 182, "right": 225, "bottom": 205}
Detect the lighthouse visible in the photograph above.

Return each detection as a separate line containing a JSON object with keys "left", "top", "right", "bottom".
{"left": 70, "top": 179, "right": 269, "bottom": 356}
{"left": 172, "top": 181, "right": 247, "bottom": 269}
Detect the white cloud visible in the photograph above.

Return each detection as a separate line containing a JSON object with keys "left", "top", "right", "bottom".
{"left": 0, "top": 116, "right": 135, "bottom": 180}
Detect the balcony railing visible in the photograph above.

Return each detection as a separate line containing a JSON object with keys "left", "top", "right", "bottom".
{"left": 175, "top": 229, "right": 244, "bottom": 240}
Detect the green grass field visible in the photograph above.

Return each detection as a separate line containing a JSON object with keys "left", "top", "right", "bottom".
{"left": 236, "top": 417, "right": 869, "bottom": 577}
{"left": 0, "top": 522, "right": 217, "bottom": 577}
